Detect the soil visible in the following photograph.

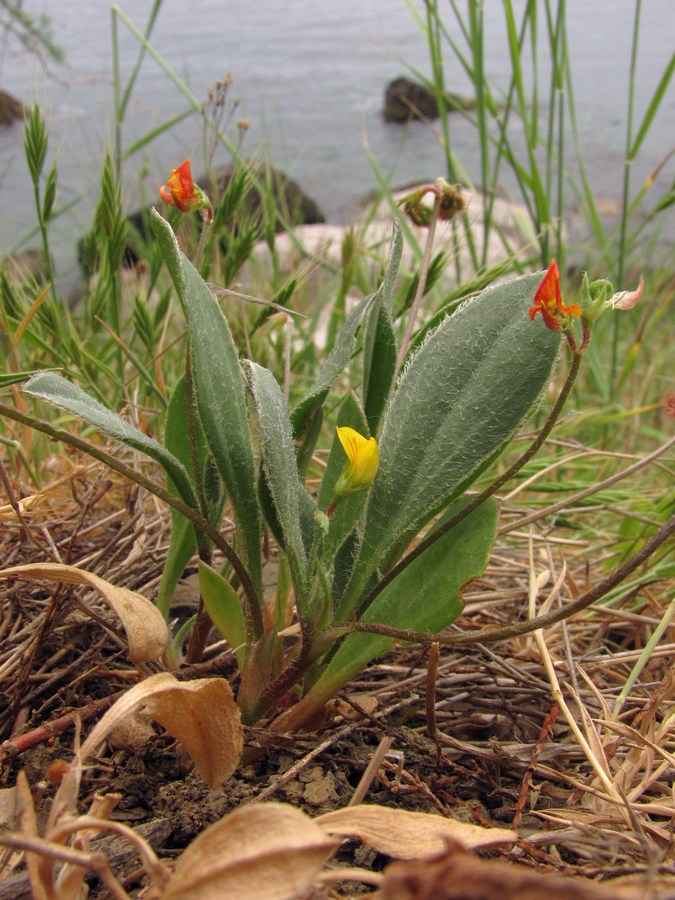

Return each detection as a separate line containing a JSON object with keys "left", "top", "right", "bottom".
{"left": 1, "top": 467, "right": 673, "bottom": 898}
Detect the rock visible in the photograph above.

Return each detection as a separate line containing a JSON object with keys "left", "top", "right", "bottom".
{"left": 254, "top": 186, "right": 537, "bottom": 282}
{"left": 383, "top": 77, "right": 475, "bottom": 123}
{"left": 219, "top": 160, "right": 325, "bottom": 229}
{"left": 0, "top": 89, "right": 24, "bottom": 125}
{"left": 247, "top": 184, "right": 542, "bottom": 351}
{"left": 1, "top": 249, "right": 49, "bottom": 283}
{"left": 384, "top": 77, "right": 439, "bottom": 122}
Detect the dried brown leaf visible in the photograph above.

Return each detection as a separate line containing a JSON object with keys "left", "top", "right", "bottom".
{"left": 375, "top": 842, "right": 643, "bottom": 899}
{"left": 15, "top": 770, "right": 51, "bottom": 900}
{"left": 316, "top": 804, "right": 516, "bottom": 859}
{"left": 0, "top": 785, "right": 17, "bottom": 830}
{"left": 144, "top": 676, "right": 242, "bottom": 787}
{"left": 79, "top": 673, "right": 241, "bottom": 788}
{"left": 162, "top": 801, "right": 338, "bottom": 900}
{"left": 0, "top": 563, "right": 168, "bottom": 663}
{"left": 50, "top": 673, "right": 242, "bottom": 830}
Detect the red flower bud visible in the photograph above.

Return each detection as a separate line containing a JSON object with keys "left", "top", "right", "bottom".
{"left": 529, "top": 260, "right": 581, "bottom": 331}
{"left": 159, "top": 159, "right": 213, "bottom": 221}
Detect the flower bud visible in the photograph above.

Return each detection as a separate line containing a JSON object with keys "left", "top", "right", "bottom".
{"left": 333, "top": 427, "right": 379, "bottom": 502}
{"left": 528, "top": 260, "right": 581, "bottom": 332}
{"left": 607, "top": 275, "right": 644, "bottom": 311}
{"left": 159, "top": 159, "right": 213, "bottom": 223}
{"left": 579, "top": 273, "right": 613, "bottom": 326}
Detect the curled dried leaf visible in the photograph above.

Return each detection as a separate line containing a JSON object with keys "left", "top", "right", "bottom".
{"left": 0, "top": 563, "right": 168, "bottom": 664}
{"left": 316, "top": 804, "right": 516, "bottom": 859}
{"left": 144, "top": 676, "right": 242, "bottom": 788}
{"left": 51, "top": 673, "right": 242, "bottom": 831}
{"left": 162, "top": 801, "right": 338, "bottom": 900}
{"left": 376, "top": 842, "right": 636, "bottom": 899}
{"left": 78, "top": 673, "right": 241, "bottom": 788}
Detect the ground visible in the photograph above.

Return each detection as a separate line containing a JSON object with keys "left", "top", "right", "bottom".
{"left": 0, "top": 461, "right": 673, "bottom": 898}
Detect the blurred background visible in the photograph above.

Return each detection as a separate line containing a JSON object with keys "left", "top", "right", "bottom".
{"left": 1, "top": 0, "right": 673, "bottom": 279}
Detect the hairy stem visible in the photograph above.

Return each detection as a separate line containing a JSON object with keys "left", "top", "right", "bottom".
{"left": 337, "top": 512, "right": 675, "bottom": 647}
{"left": 396, "top": 181, "right": 443, "bottom": 367}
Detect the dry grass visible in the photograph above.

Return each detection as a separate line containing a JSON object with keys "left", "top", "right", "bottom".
{"left": 0, "top": 437, "right": 673, "bottom": 896}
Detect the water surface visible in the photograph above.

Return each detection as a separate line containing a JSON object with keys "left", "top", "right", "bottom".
{"left": 1, "top": 0, "right": 672, "bottom": 277}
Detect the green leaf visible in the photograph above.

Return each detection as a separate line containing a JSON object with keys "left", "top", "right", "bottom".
{"left": 630, "top": 51, "right": 675, "bottom": 159}
{"left": 290, "top": 225, "right": 402, "bottom": 469}
{"left": 22, "top": 372, "right": 198, "bottom": 510}
{"left": 199, "top": 562, "right": 246, "bottom": 667}
{"left": 0, "top": 369, "right": 59, "bottom": 387}
{"left": 318, "top": 393, "right": 370, "bottom": 553}
{"left": 150, "top": 208, "right": 185, "bottom": 297}
{"left": 297, "top": 497, "right": 498, "bottom": 721}
{"left": 151, "top": 210, "right": 262, "bottom": 597}
{"left": 245, "top": 361, "right": 314, "bottom": 598}
{"left": 362, "top": 221, "right": 401, "bottom": 434}
{"left": 337, "top": 272, "right": 560, "bottom": 620}
{"left": 290, "top": 291, "right": 373, "bottom": 439}
{"left": 43, "top": 163, "right": 57, "bottom": 222}
{"left": 363, "top": 304, "right": 397, "bottom": 435}
{"left": 156, "top": 376, "right": 209, "bottom": 618}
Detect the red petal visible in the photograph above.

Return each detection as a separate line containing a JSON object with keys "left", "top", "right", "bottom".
{"left": 176, "top": 159, "right": 194, "bottom": 197}
{"left": 533, "top": 259, "right": 561, "bottom": 311}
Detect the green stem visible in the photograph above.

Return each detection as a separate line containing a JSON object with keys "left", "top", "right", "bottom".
{"left": 338, "top": 512, "right": 675, "bottom": 647}
{"left": 396, "top": 181, "right": 443, "bottom": 368}
{"left": 30, "top": 173, "right": 62, "bottom": 331}
{"left": 614, "top": 0, "right": 642, "bottom": 386}
{"left": 193, "top": 218, "right": 211, "bottom": 274}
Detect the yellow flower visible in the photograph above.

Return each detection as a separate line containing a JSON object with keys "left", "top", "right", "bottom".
{"left": 334, "top": 427, "right": 379, "bottom": 499}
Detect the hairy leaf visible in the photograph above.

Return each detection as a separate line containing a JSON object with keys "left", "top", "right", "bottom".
{"left": 245, "top": 361, "right": 314, "bottom": 596}
{"left": 283, "top": 498, "right": 497, "bottom": 729}
{"left": 151, "top": 210, "right": 262, "bottom": 595}
{"left": 22, "top": 372, "right": 198, "bottom": 511}
{"left": 338, "top": 272, "right": 559, "bottom": 618}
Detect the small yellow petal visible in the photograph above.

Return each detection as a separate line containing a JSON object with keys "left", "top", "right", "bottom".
{"left": 337, "top": 426, "right": 367, "bottom": 464}
{"left": 336, "top": 427, "right": 379, "bottom": 491}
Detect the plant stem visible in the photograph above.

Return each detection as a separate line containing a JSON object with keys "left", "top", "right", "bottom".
{"left": 396, "top": 181, "right": 443, "bottom": 368}
{"left": 193, "top": 218, "right": 210, "bottom": 273}
{"left": 338, "top": 512, "right": 675, "bottom": 647}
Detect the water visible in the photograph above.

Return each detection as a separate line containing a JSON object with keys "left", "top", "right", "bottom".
{"left": 1, "top": 0, "right": 673, "bottom": 279}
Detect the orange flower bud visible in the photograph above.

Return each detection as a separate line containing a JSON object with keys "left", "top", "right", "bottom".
{"left": 159, "top": 159, "right": 213, "bottom": 222}
{"left": 529, "top": 260, "right": 581, "bottom": 331}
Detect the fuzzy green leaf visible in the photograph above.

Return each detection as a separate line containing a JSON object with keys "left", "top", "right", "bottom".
{"left": 363, "top": 303, "right": 397, "bottom": 435}
{"left": 151, "top": 210, "right": 262, "bottom": 596}
{"left": 22, "top": 372, "right": 198, "bottom": 510}
{"left": 0, "top": 369, "right": 58, "bottom": 387}
{"left": 318, "top": 393, "right": 370, "bottom": 554}
{"left": 156, "top": 377, "right": 197, "bottom": 618}
{"left": 290, "top": 291, "right": 372, "bottom": 439}
{"left": 362, "top": 221, "right": 401, "bottom": 435}
{"left": 295, "top": 497, "right": 498, "bottom": 723}
{"left": 245, "top": 361, "right": 314, "bottom": 597}
{"left": 337, "top": 272, "right": 560, "bottom": 619}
